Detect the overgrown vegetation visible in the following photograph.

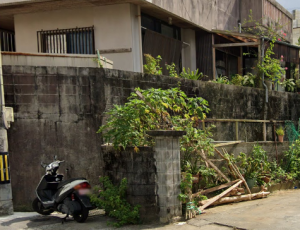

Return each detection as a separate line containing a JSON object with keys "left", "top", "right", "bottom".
{"left": 98, "top": 87, "right": 209, "bottom": 150}
{"left": 143, "top": 54, "right": 162, "bottom": 75}
{"left": 90, "top": 177, "right": 140, "bottom": 227}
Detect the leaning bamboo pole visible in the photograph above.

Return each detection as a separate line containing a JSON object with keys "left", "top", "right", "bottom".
{"left": 199, "top": 192, "right": 270, "bottom": 206}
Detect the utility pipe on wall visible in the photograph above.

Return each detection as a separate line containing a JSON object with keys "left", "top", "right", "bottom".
{"left": 261, "top": 37, "right": 268, "bottom": 103}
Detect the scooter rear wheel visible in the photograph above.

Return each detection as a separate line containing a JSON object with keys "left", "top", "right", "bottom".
{"left": 73, "top": 205, "right": 89, "bottom": 223}
{"left": 32, "top": 198, "right": 54, "bottom": 215}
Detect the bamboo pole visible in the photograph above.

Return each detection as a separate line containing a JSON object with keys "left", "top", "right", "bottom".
{"left": 199, "top": 180, "right": 243, "bottom": 211}
{"left": 199, "top": 150, "right": 230, "bottom": 183}
{"left": 192, "top": 179, "right": 240, "bottom": 198}
{"left": 199, "top": 192, "right": 270, "bottom": 207}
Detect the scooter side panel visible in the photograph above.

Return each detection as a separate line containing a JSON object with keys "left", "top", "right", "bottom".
{"left": 55, "top": 179, "right": 88, "bottom": 203}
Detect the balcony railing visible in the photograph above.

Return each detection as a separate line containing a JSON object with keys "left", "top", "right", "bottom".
{"left": 0, "top": 30, "right": 15, "bottom": 52}
{"left": 37, "top": 26, "right": 95, "bottom": 55}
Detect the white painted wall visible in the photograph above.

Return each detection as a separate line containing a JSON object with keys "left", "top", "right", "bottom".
{"left": 14, "top": 3, "right": 142, "bottom": 72}
{"left": 181, "top": 29, "right": 196, "bottom": 71}
{"left": 2, "top": 52, "right": 113, "bottom": 68}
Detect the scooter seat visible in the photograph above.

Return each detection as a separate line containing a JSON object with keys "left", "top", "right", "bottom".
{"left": 57, "top": 178, "right": 87, "bottom": 189}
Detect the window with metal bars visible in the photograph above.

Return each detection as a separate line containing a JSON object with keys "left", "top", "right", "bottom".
{"left": 0, "top": 30, "right": 15, "bottom": 52}
{"left": 37, "top": 26, "right": 95, "bottom": 54}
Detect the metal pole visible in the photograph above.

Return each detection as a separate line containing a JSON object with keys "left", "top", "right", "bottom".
{"left": 0, "top": 39, "right": 13, "bottom": 215}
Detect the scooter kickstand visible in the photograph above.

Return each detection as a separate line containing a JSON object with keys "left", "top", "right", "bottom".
{"left": 61, "top": 214, "right": 69, "bottom": 224}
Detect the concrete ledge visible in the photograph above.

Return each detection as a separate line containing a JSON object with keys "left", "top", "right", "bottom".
{"left": 147, "top": 130, "right": 186, "bottom": 137}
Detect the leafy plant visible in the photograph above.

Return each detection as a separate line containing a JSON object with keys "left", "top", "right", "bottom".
{"left": 213, "top": 76, "right": 230, "bottom": 85}
{"left": 280, "top": 79, "right": 296, "bottom": 92}
{"left": 283, "top": 139, "right": 300, "bottom": 180}
{"left": 98, "top": 87, "right": 210, "bottom": 150}
{"left": 241, "top": 10, "right": 287, "bottom": 83}
{"left": 236, "top": 145, "right": 270, "bottom": 180}
{"left": 242, "top": 73, "right": 256, "bottom": 87}
{"left": 231, "top": 74, "right": 244, "bottom": 86}
{"left": 256, "top": 37, "right": 284, "bottom": 82}
{"left": 165, "top": 63, "right": 178, "bottom": 77}
{"left": 179, "top": 171, "right": 206, "bottom": 217}
{"left": 276, "top": 127, "right": 284, "bottom": 136}
{"left": 90, "top": 177, "right": 140, "bottom": 227}
{"left": 181, "top": 124, "right": 215, "bottom": 175}
{"left": 296, "top": 79, "right": 300, "bottom": 88}
{"left": 179, "top": 172, "right": 193, "bottom": 203}
{"left": 180, "top": 68, "right": 207, "bottom": 80}
{"left": 143, "top": 54, "right": 162, "bottom": 75}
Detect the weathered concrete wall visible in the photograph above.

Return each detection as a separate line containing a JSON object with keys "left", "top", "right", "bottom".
{"left": 3, "top": 65, "right": 105, "bottom": 211}
{"left": 2, "top": 52, "right": 113, "bottom": 69}
{"left": 293, "top": 10, "right": 300, "bottom": 45}
{"left": 221, "top": 142, "right": 290, "bottom": 162}
{"left": 150, "top": 0, "right": 240, "bottom": 31}
{"left": 2, "top": 66, "right": 300, "bottom": 210}
{"left": 102, "top": 146, "right": 158, "bottom": 222}
{"left": 14, "top": 3, "right": 142, "bottom": 72}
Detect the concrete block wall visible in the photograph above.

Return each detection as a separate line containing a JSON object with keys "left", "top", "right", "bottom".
{"left": 2, "top": 66, "right": 300, "bottom": 210}
{"left": 102, "top": 146, "right": 158, "bottom": 222}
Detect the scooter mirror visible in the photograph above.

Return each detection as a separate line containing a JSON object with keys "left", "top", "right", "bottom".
{"left": 40, "top": 162, "right": 47, "bottom": 168}
{"left": 54, "top": 155, "right": 57, "bottom": 160}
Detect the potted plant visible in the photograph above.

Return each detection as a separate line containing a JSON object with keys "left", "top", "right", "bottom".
{"left": 237, "top": 145, "right": 270, "bottom": 189}
{"left": 276, "top": 127, "right": 285, "bottom": 143}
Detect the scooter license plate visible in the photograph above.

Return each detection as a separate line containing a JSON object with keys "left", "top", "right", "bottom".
{"left": 78, "top": 189, "right": 91, "bottom": 195}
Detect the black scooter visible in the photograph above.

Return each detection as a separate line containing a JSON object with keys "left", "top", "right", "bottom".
{"left": 32, "top": 156, "right": 93, "bottom": 223}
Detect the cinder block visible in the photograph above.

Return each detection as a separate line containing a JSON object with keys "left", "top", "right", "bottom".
{"left": 36, "top": 75, "right": 58, "bottom": 85}
{"left": 3, "top": 75, "right": 13, "bottom": 85}
{"left": 35, "top": 66, "right": 47, "bottom": 75}
{"left": 2, "top": 66, "right": 12, "bottom": 74}
{"left": 16, "top": 95, "right": 36, "bottom": 104}
{"left": 45, "top": 66, "right": 57, "bottom": 75}
{"left": 37, "top": 84, "right": 58, "bottom": 95}
{"left": 15, "top": 85, "right": 36, "bottom": 95}
{"left": 38, "top": 95, "right": 59, "bottom": 104}
{"left": 14, "top": 74, "right": 35, "bottom": 85}
{"left": 57, "top": 67, "right": 77, "bottom": 76}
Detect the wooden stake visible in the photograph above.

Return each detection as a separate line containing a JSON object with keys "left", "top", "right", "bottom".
{"left": 199, "top": 180, "right": 243, "bottom": 211}
{"left": 216, "top": 147, "right": 252, "bottom": 196}
{"left": 192, "top": 179, "right": 240, "bottom": 198}
{"left": 200, "top": 150, "right": 230, "bottom": 182}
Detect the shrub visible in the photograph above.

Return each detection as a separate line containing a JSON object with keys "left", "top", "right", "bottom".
{"left": 90, "top": 177, "right": 140, "bottom": 227}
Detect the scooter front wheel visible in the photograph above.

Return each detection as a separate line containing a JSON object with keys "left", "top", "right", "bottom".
{"left": 73, "top": 205, "right": 89, "bottom": 223}
{"left": 32, "top": 198, "right": 54, "bottom": 215}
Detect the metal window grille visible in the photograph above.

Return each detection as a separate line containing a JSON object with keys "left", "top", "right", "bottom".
{"left": 0, "top": 30, "right": 15, "bottom": 52}
{"left": 37, "top": 26, "right": 95, "bottom": 54}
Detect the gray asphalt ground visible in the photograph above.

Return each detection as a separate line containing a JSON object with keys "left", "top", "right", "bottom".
{"left": 1, "top": 190, "right": 300, "bottom": 230}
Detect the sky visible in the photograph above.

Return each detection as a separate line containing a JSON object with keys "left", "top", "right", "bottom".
{"left": 276, "top": 0, "right": 300, "bottom": 12}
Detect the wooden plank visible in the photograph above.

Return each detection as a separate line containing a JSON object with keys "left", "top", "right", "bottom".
{"left": 213, "top": 42, "right": 260, "bottom": 48}
{"left": 263, "top": 122, "right": 267, "bottom": 142}
{"left": 192, "top": 179, "right": 241, "bottom": 198}
{"left": 235, "top": 121, "right": 239, "bottom": 141}
{"left": 214, "top": 141, "right": 242, "bottom": 147}
{"left": 99, "top": 48, "right": 132, "bottom": 54}
{"left": 200, "top": 150, "right": 230, "bottom": 182}
{"left": 204, "top": 118, "right": 286, "bottom": 123}
{"left": 200, "top": 180, "right": 243, "bottom": 211}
